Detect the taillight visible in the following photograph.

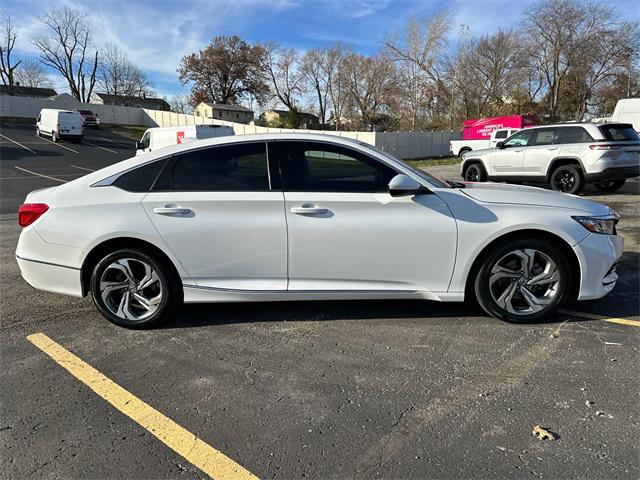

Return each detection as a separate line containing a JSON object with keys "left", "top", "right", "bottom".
{"left": 590, "top": 144, "right": 621, "bottom": 150}
{"left": 18, "top": 203, "right": 49, "bottom": 227}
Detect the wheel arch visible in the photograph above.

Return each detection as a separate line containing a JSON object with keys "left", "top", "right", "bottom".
{"left": 80, "top": 237, "right": 183, "bottom": 297}
{"left": 463, "top": 229, "right": 581, "bottom": 302}
{"left": 546, "top": 157, "right": 586, "bottom": 181}
{"left": 461, "top": 158, "right": 487, "bottom": 174}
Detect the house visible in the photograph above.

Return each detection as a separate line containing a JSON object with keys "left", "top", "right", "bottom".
{"left": 93, "top": 93, "right": 170, "bottom": 111}
{"left": 0, "top": 84, "right": 57, "bottom": 98}
{"left": 195, "top": 102, "right": 254, "bottom": 124}
{"left": 260, "top": 109, "right": 320, "bottom": 129}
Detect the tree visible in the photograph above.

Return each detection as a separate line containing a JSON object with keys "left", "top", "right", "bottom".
{"left": 169, "top": 93, "right": 191, "bottom": 114}
{"left": 261, "top": 43, "right": 305, "bottom": 110}
{"left": 33, "top": 7, "right": 98, "bottom": 102}
{"left": 178, "top": 35, "right": 268, "bottom": 106}
{"left": 384, "top": 11, "right": 451, "bottom": 130}
{"left": 0, "top": 11, "right": 21, "bottom": 94}
{"left": 323, "top": 43, "right": 350, "bottom": 130}
{"left": 98, "top": 43, "right": 153, "bottom": 98}
{"left": 15, "top": 59, "right": 52, "bottom": 88}
{"left": 300, "top": 48, "right": 329, "bottom": 125}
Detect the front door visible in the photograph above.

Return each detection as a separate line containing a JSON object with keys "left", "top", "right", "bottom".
{"left": 276, "top": 140, "right": 457, "bottom": 294}
{"left": 487, "top": 129, "right": 533, "bottom": 176}
{"left": 141, "top": 141, "right": 287, "bottom": 290}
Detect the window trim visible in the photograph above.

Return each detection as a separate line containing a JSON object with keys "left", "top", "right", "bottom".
{"left": 91, "top": 156, "right": 171, "bottom": 189}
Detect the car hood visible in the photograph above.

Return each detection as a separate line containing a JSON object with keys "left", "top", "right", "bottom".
{"left": 460, "top": 182, "right": 612, "bottom": 215}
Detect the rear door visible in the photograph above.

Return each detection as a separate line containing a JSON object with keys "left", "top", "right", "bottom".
{"left": 523, "top": 127, "right": 560, "bottom": 176}
{"left": 276, "top": 140, "right": 457, "bottom": 293}
{"left": 141, "top": 141, "right": 288, "bottom": 290}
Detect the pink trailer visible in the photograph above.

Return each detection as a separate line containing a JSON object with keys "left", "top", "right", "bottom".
{"left": 463, "top": 115, "right": 536, "bottom": 140}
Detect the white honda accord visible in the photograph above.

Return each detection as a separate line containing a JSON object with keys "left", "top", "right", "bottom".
{"left": 16, "top": 133, "right": 622, "bottom": 328}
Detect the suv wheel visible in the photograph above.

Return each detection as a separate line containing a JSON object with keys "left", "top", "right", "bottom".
{"left": 90, "top": 249, "right": 181, "bottom": 328}
{"left": 594, "top": 179, "right": 625, "bottom": 193}
{"left": 475, "top": 239, "right": 570, "bottom": 322}
{"left": 463, "top": 163, "right": 486, "bottom": 182}
{"left": 550, "top": 165, "right": 584, "bottom": 194}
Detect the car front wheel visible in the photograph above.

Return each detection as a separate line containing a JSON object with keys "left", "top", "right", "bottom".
{"left": 474, "top": 239, "right": 570, "bottom": 322}
{"left": 463, "top": 163, "right": 486, "bottom": 182}
{"left": 90, "top": 249, "right": 181, "bottom": 328}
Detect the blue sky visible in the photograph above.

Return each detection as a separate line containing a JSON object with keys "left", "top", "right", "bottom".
{"left": 5, "top": 0, "right": 640, "bottom": 101}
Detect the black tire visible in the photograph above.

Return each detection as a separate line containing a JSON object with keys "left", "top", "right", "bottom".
{"left": 36, "top": 127, "right": 40, "bottom": 137}
{"left": 594, "top": 179, "right": 626, "bottom": 193}
{"left": 90, "top": 248, "right": 182, "bottom": 328}
{"left": 52, "top": 131, "right": 58, "bottom": 143}
{"left": 550, "top": 164, "right": 584, "bottom": 194}
{"left": 463, "top": 163, "right": 487, "bottom": 182}
{"left": 474, "top": 238, "right": 571, "bottom": 323}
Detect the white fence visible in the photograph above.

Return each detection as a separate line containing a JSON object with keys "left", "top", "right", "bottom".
{"left": 1, "top": 94, "right": 461, "bottom": 158}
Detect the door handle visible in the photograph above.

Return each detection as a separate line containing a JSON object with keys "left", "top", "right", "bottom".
{"left": 290, "top": 204, "right": 328, "bottom": 215}
{"left": 514, "top": 149, "right": 523, "bottom": 152}
{"left": 153, "top": 205, "right": 192, "bottom": 215}
{"left": 547, "top": 147, "right": 559, "bottom": 150}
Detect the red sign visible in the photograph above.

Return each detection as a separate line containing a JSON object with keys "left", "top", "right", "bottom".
{"left": 463, "top": 115, "right": 536, "bottom": 140}
{"left": 176, "top": 131, "right": 185, "bottom": 144}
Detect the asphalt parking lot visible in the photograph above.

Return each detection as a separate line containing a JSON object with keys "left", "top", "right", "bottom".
{"left": 1, "top": 124, "right": 639, "bottom": 479}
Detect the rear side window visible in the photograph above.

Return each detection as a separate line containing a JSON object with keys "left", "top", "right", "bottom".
{"left": 113, "top": 160, "right": 166, "bottom": 192}
{"left": 598, "top": 124, "right": 640, "bottom": 141}
{"left": 164, "top": 142, "right": 269, "bottom": 192}
{"left": 555, "top": 126, "right": 593, "bottom": 144}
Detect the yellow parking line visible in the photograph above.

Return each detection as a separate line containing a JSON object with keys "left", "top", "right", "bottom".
{"left": 561, "top": 310, "right": 640, "bottom": 327}
{"left": 27, "top": 333, "right": 258, "bottom": 480}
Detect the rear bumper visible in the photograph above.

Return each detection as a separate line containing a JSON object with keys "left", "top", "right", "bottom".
{"left": 16, "top": 255, "right": 82, "bottom": 297}
{"left": 585, "top": 166, "right": 640, "bottom": 182}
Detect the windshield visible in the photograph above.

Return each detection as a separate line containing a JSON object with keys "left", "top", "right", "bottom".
{"left": 357, "top": 142, "right": 451, "bottom": 188}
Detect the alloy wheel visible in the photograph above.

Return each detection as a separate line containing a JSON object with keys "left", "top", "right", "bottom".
{"left": 553, "top": 169, "right": 575, "bottom": 192}
{"left": 99, "top": 258, "right": 163, "bottom": 322}
{"left": 465, "top": 166, "right": 480, "bottom": 182}
{"left": 488, "top": 248, "right": 561, "bottom": 316}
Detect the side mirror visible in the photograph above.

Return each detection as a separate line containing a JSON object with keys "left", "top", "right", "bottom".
{"left": 135, "top": 141, "right": 144, "bottom": 150}
{"left": 496, "top": 141, "right": 504, "bottom": 149}
{"left": 388, "top": 174, "right": 423, "bottom": 197}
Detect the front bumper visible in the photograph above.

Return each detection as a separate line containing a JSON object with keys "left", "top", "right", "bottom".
{"left": 585, "top": 166, "right": 640, "bottom": 182}
{"left": 574, "top": 232, "right": 624, "bottom": 300}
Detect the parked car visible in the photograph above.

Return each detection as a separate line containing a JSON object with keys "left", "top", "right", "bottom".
{"left": 460, "top": 123, "right": 640, "bottom": 194}
{"left": 450, "top": 128, "right": 521, "bottom": 157}
{"left": 36, "top": 109, "right": 83, "bottom": 143}
{"left": 136, "top": 125, "right": 234, "bottom": 155}
{"left": 16, "top": 133, "right": 622, "bottom": 328}
{"left": 75, "top": 109, "right": 100, "bottom": 129}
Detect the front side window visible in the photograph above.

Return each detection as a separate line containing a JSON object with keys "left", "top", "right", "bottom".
{"left": 279, "top": 141, "right": 397, "bottom": 193}
{"left": 140, "top": 132, "right": 150, "bottom": 149}
{"left": 504, "top": 129, "right": 532, "bottom": 147}
{"left": 530, "top": 128, "right": 558, "bottom": 146}
{"left": 161, "top": 142, "right": 269, "bottom": 192}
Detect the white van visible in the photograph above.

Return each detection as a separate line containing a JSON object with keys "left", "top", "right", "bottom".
{"left": 610, "top": 98, "right": 640, "bottom": 132}
{"left": 135, "top": 125, "right": 234, "bottom": 155}
{"left": 36, "top": 109, "right": 84, "bottom": 143}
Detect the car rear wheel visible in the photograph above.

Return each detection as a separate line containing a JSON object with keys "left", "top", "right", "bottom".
{"left": 594, "top": 179, "right": 626, "bottom": 192}
{"left": 550, "top": 165, "right": 584, "bottom": 194}
{"left": 463, "top": 163, "right": 486, "bottom": 182}
{"left": 90, "top": 249, "right": 181, "bottom": 328}
{"left": 474, "top": 239, "right": 570, "bottom": 322}
{"left": 51, "top": 131, "right": 58, "bottom": 143}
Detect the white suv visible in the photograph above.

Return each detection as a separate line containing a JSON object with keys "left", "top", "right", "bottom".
{"left": 460, "top": 123, "right": 640, "bottom": 194}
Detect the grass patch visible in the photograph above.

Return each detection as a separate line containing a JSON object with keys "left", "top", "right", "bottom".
{"left": 404, "top": 156, "right": 460, "bottom": 168}
{"left": 104, "top": 124, "right": 148, "bottom": 141}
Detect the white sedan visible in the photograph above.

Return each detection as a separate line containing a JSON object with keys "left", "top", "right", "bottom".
{"left": 16, "top": 133, "right": 623, "bottom": 328}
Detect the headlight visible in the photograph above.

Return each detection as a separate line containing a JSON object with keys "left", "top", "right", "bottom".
{"left": 572, "top": 215, "right": 618, "bottom": 235}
